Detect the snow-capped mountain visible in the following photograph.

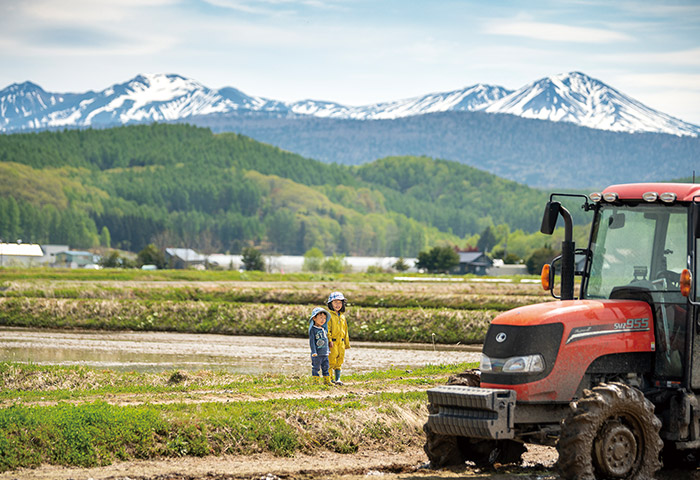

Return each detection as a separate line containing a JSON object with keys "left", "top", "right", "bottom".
{"left": 0, "top": 81, "right": 86, "bottom": 129}
{"left": 1, "top": 72, "right": 698, "bottom": 137}
{"left": 288, "top": 84, "right": 512, "bottom": 119}
{"left": 485, "top": 72, "right": 699, "bottom": 137}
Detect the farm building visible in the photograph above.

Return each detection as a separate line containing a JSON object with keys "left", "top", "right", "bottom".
{"left": 0, "top": 243, "right": 44, "bottom": 267}
{"left": 54, "top": 250, "right": 100, "bottom": 268}
{"left": 166, "top": 248, "right": 207, "bottom": 269}
{"left": 452, "top": 251, "right": 493, "bottom": 275}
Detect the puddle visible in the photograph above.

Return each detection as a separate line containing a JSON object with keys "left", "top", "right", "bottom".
{"left": 0, "top": 327, "right": 481, "bottom": 374}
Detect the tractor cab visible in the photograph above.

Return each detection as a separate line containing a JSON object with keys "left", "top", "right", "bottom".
{"left": 543, "top": 183, "right": 699, "bottom": 388}
{"left": 585, "top": 196, "right": 689, "bottom": 380}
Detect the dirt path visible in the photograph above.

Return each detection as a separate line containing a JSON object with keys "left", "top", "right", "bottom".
{"left": 0, "top": 445, "right": 560, "bottom": 480}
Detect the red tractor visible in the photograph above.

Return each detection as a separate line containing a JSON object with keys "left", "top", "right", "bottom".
{"left": 424, "top": 183, "right": 700, "bottom": 479}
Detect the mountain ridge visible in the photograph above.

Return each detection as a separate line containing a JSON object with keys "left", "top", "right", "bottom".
{"left": 1, "top": 71, "right": 698, "bottom": 137}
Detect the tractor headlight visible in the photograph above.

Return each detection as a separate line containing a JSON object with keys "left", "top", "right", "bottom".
{"left": 480, "top": 354, "right": 545, "bottom": 373}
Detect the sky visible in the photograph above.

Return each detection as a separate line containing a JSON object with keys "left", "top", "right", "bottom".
{"left": 1, "top": 0, "right": 700, "bottom": 124}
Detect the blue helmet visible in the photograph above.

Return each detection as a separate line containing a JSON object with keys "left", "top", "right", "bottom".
{"left": 326, "top": 291, "right": 346, "bottom": 312}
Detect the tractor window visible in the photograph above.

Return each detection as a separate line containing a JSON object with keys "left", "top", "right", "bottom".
{"left": 587, "top": 204, "right": 687, "bottom": 299}
{"left": 587, "top": 204, "right": 688, "bottom": 379}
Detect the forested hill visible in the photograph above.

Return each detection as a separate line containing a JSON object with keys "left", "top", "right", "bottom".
{"left": 0, "top": 124, "right": 554, "bottom": 257}
{"left": 194, "top": 110, "right": 700, "bottom": 189}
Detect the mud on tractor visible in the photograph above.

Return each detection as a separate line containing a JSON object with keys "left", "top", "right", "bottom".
{"left": 424, "top": 183, "right": 700, "bottom": 479}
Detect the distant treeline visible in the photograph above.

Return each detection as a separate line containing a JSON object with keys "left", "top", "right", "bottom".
{"left": 0, "top": 124, "right": 588, "bottom": 257}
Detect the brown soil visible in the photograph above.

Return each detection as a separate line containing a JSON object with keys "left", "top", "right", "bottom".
{"left": 5, "top": 444, "right": 696, "bottom": 480}
{"left": 0, "top": 445, "right": 559, "bottom": 480}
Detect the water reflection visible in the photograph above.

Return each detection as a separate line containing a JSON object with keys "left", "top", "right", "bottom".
{"left": 0, "top": 327, "right": 481, "bottom": 374}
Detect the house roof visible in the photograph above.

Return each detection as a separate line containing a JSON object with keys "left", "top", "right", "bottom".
{"left": 57, "top": 250, "right": 93, "bottom": 256}
{"left": 457, "top": 251, "right": 492, "bottom": 266}
{"left": 165, "top": 248, "right": 207, "bottom": 262}
{"left": 0, "top": 243, "right": 44, "bottom": 257}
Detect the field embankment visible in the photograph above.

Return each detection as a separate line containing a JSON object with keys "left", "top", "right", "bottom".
{"left": 0, "top": 270, "right": 549, "bottom": 344}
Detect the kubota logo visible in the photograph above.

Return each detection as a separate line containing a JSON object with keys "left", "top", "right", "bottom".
{"left": 496, "top": 332, "right": 507, "bottom": 343}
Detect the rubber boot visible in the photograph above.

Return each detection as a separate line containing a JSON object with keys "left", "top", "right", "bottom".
{"left": 312, "top": 376, "right": 321, "bottom": 384}
{"left": 334, "top": 369, "right": 343, "bottom": 385}
{"left": 323, "top": 375, "right": 332, "bottom": 385}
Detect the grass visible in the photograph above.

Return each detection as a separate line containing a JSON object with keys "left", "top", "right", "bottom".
{"left": 0, "top": 267, "right": 541, "bottom": 284}
{"left": 0, "top": 362, "right": 470, "bottom": 402}
{"left": 0, "top": 362, "right": 474, "bottom": 472}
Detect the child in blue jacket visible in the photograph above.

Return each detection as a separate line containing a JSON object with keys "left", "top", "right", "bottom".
{"left": 309, "top": 307, "right": 332, "bottom": 385}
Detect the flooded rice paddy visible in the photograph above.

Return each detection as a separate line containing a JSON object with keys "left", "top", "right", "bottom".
{"left": 0, "top": 326, "right": 481, "bottom": 374}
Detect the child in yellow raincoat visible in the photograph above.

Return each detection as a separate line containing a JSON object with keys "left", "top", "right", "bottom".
{"left": 326, "top": 291, "right": 350, "bottom": 385}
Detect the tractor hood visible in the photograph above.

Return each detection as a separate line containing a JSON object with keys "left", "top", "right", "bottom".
{"left": 492, "top": 299, "right": 652, "bottom": 334}
{"left": 482, "top": 299, "right": 655, "bottom": 401}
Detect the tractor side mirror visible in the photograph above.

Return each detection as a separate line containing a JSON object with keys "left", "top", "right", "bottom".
{"left": 540, "top": 201, "right": 561, "bottom": 235}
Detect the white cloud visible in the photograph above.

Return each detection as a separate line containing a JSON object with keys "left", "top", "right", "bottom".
{"left": 484, "top": 20, "right": 634, "bottom": 44}
{"left": 21, "top": 0, "right": 177, "bottom": 24}
{"left": 618, "top": 73, "right": 700, "bottom": 92}
{"left": 200, "top": 0, "right": 343, "bottom": 15}
{"left": 600, "top": 48, "right": 700, "bottom": 67}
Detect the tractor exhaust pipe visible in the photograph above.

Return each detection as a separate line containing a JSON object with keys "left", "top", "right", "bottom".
{"left": 541, "top": 201, "right": 575, "bottom": 301}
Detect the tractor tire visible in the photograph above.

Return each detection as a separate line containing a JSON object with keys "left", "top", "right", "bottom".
{"left": 423, "top": 421, "right": 468, "bottom": 467}
{"left": 461, "top": 438, "right": 525, "bottom": 467}
{"left": 556, "top": 382, "right": 662, "bottom": 480}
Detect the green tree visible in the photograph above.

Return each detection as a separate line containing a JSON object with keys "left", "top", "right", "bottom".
{"left": 392, "top": 257, "right": 410, "bottom": 272}
{"left": 241, "top": 246, "right": 265, "bottom": 271}
{"left": 5, "top": 197, "right": 20, "bottom": 241}
{"left": 137, "top": 244, "right": 166, "bottom": 269}
{"left": 99, "top": 250, "right": 135, "bottom": 268}
{"left": 416, "top": 245, "right": 459, "bottom": 273}
{"left": 100, "top": 226, "right": 111, "bottom": 248}
{"left": 321, "top": 254, "right": 347, "bottom": 273}
{"left": 477, "top": 225, "right": 497, "bottom": 253}
{"left": 303, "top": 247, "right": 323, "bottom": 272}
{"left": 503, "top": 253, "right": 521, "bottom": 265}
{"left": 526, "top": 246, "right": 557, "bottom": 274}
{"left": 265, "top": 208, "right": 297, "bottom": 253}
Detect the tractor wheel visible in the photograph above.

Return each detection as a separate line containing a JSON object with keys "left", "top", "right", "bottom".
{"left": 556, "top": 382, "right": 662, "bottom": 480}
{"left": 423, "top": 421, "right": 468, "bottom": 467}
{"left": 461, "top": 438, "right": 525, "bottom": 467}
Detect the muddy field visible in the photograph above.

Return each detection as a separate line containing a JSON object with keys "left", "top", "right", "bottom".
{"left": 4, "top": 446, "right": 700, "bottom": 480}
{"left": 0, "top": 327, "right": 481, "bottom": 374}
{"left": 0, "top": 446, "right": 558, "bottom": 480}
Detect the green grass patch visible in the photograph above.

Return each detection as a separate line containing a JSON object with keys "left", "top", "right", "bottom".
{"left": 0, "top": 390, "right": 430, "bottom": 472}
{"left": 0, "top": 362, "right": 467, "bottom": 402}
